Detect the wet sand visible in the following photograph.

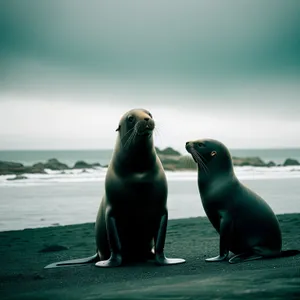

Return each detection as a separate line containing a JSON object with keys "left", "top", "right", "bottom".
{"left": 0, "top": 214, "right": 299, "bottom": 300}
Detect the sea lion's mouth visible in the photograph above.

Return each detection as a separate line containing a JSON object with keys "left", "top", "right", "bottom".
{"left": 136, "top": 119, "right": 155, "bottom": 136}
{"left": 138, "top": 128, "right": 153, "bottom": 136}
{"left": 185, "top": 145, "right": 198, "bottom": 163}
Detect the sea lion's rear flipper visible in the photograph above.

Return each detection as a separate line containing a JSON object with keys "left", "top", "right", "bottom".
{"left": 279, "top": 250, "right": 300, "bottom": 258}
{"left": 44, "top": 253, "right": 99, "bottom": 269}
{"left": 229, "top": 252, "right": 263, "bottom": 264}
{"left": 229, "top": 249, "right": 300, "bottom": 263}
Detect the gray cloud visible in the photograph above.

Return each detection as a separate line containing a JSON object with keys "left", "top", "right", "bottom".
{"left": 1, "top": 0, "right": 300, "bottom": 82}
{"left": 1, "top": 1, "right": 300, "bottom": 149}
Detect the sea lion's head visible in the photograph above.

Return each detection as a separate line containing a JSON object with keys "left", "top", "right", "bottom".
{"left": 116, "top": 108, "right": 155, "bottom": 149}
{"left": 185, "top": 139, "right": 233, "bottom": 175}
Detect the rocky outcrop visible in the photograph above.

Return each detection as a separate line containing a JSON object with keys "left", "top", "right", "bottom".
{"left": 72, "top": 161, "right": 101, "bottom": 169}
{"left": 1, "top": 148, "right": 298, "bottom": 175}
{"left": 0, "top": 161, "right": 47, "bottom": 175}
{"left": 283, "top": 158, "right": 300, "bottom": 166}
{"left": 44, "top": 159, "right": 69, "bottom": 170}
{"left": 0, "top": 161, "right": 25, "bottom": 175}
{"left": 157, "top": 148, "right": 284, "bottom": 170}
{"left": 155, "top": 147, "right": 181, "bottom": 156}
{"left": 266, "top": 161, "right": 276, "bottom": 167}
{"left": 0, "top": 158, "right": 104, "bottom": 176}
{"left": 232, "top": 156, "right": 267, "bottom": 167}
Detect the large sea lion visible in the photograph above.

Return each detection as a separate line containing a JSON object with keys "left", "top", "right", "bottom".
{"left": 186, "top": 138, "right": 299, "bottom": 264}
{"left": 45, "top": 108, "right": 185, "bottom": 268}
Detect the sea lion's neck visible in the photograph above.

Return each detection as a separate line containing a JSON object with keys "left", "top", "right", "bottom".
{"left": 113, "top": 137, "right": 157, "bottom": 173}
{"left": 198, "top": 169, "right": 237, "bottom": 197}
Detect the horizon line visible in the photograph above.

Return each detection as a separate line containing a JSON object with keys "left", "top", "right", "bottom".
{"left": 1, "top": 146, "right": 300, "bottom": 152}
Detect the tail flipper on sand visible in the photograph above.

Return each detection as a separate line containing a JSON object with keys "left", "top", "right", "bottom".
{"left": 44, "top": 253, "right": 99, "bottom": 269}
{"left": 279, "top": 249, "right": 300, "bottom": 258}
{"left": 229, "top": 249, "right": 300, "bottom": 264}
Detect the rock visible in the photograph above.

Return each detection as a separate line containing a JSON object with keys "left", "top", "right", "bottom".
{"left": 73, "top": 160, "right": 99, "bottom": 169}
{"left": 44, "top": 159, "right": 69, "bottom": 170}
{"left": 159, "top": 155, "right": 197, "bottom": 171}
{"left": 266, "top": 161, "right": 276, "bottom": 167}
{"left": 159, "top": 155, "right": 181, "bottom": 171}
{"left": 7, "top": 174, "right": 28, "bottom": 181}
{"left": 155, "top": 147, "right": 181, "bottom": 156}
{"left": 0, "top": 161, "right": 46, "bottom": 175}
{"left": 177, "top": 156, "right": 197, "bottom": 170}
{"left": 283, "top": 158, "right": 300, "bottom": 166}
{"left": 232, "top": 156, "right": 267, "bottom": 167}
{"left": 29, "top": 163, "right": 47, "bottom": 174}
{"left": 92, "top": 162, "right": 101, "bottom": 167}
{"left": 0, "top": 161, "right": 25, "bottom": 175}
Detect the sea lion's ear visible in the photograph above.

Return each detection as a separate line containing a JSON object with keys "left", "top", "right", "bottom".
{"left": 115, "top": 125, "right": 120, "bottom": 132}
{"left": 211, "top": 150, "right": 217, "bottom": 157}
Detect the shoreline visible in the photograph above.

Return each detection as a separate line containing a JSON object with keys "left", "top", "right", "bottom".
{"left": 1, "top": 177, "right": 300, "bottom": 232}
{"left": 1, "top": 213, "right": 299, "bottom": 299}
{"left": 1, "top": 209, "right": 300, "bottom": 234}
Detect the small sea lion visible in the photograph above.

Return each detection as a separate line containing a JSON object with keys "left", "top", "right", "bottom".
{"left": 45, "top": 108, "right": 185, "bottom": 268}
{"left": 186, "top": 138, "right": 299, "bottom": 263}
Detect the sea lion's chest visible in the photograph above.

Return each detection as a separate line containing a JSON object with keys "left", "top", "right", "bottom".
{"left": 106, "top": 167, "right": 167, "bottom": 209}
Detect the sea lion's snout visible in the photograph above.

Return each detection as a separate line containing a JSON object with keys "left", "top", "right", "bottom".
{"left": 137, "top": 118, "right": 155, "bottom": 135}
{"left": 185, "top": 142, "right": 198, "bottom": 162}
{"left": 185, "top": 141, "right": 193, "bottom": 152}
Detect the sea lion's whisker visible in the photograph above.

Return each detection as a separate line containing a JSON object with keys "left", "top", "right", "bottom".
{"left": 123, "top": 130, "right": 137, "bottom": 149}
{"left": 121, "top": 131, "right": 135, "bottom": 149}
{"left": 122, "top": 127, "right": 137, "bottom": 149}
{"left": 154, "top": 127, "right": 163, "bottom": 145}
{"left": 198, "top": 152, "right": 208, "bottom": 164}
{"left": 191, "top": 149, "right": 209, "bottom": 175}
{"left": 197, "top": 156, "right": 210, "bottom": 175}
{"left": 197, "top": 153, "right": 210, "bottom": 174}
{"left": 120, "top": 127, "right": 135, "bottom": 143}
{"left": 126, "top": 127, "right": 139, "bottom": 149}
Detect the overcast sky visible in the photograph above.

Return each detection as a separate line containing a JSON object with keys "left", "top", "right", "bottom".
{"left": 1, "top": 0, "right": 300, "bottom": 151}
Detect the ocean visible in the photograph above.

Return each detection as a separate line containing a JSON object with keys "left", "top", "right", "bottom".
{"left": 0, "top": 148, "right": 300, "bottom": 232}
{"left": 1, "top": 148, "right": 300, "bottom": 166}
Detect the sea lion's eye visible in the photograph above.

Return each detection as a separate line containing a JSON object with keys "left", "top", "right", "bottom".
{"left": 128, "top": 116, "right": 134, "bottom": 123}
{"left": 197, "top": 142, "right": 205, "bottom": 147}
{"left": 148, "top": 112, "right": 152, "bottom": 118}
{"left": 211, "top": 151, "right": 217, "bottom": 157}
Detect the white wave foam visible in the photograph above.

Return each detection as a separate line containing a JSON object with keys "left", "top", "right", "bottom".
{"left": 1, "top": 166, "right": 300, "bottom": 186}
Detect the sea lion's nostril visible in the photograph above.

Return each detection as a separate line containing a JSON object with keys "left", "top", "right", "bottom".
{"left": 144, "top": 117, "right": 150, "bottom": 121}
{"left": 186, "top": 142, "right": 190, "bottom": 147}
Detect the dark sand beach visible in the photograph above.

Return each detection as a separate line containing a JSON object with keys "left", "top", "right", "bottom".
{"left": 0, "top": 214, "right": 299, "bottom": 300}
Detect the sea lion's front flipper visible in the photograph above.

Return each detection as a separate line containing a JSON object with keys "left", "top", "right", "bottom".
{"left": 154, "top": 213, "right": 186, "bottom": 266}
{"left": 44, "top": 253, "right": 99, "bottom": 269}
{"left": 229, "top": 252, "right": 263, "bottom": 264}
{"left": 206, "top": 211, "right": 231, "bottom": 262}
{"left": 95, "top": 210, "right": 122, "bottom": 268}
